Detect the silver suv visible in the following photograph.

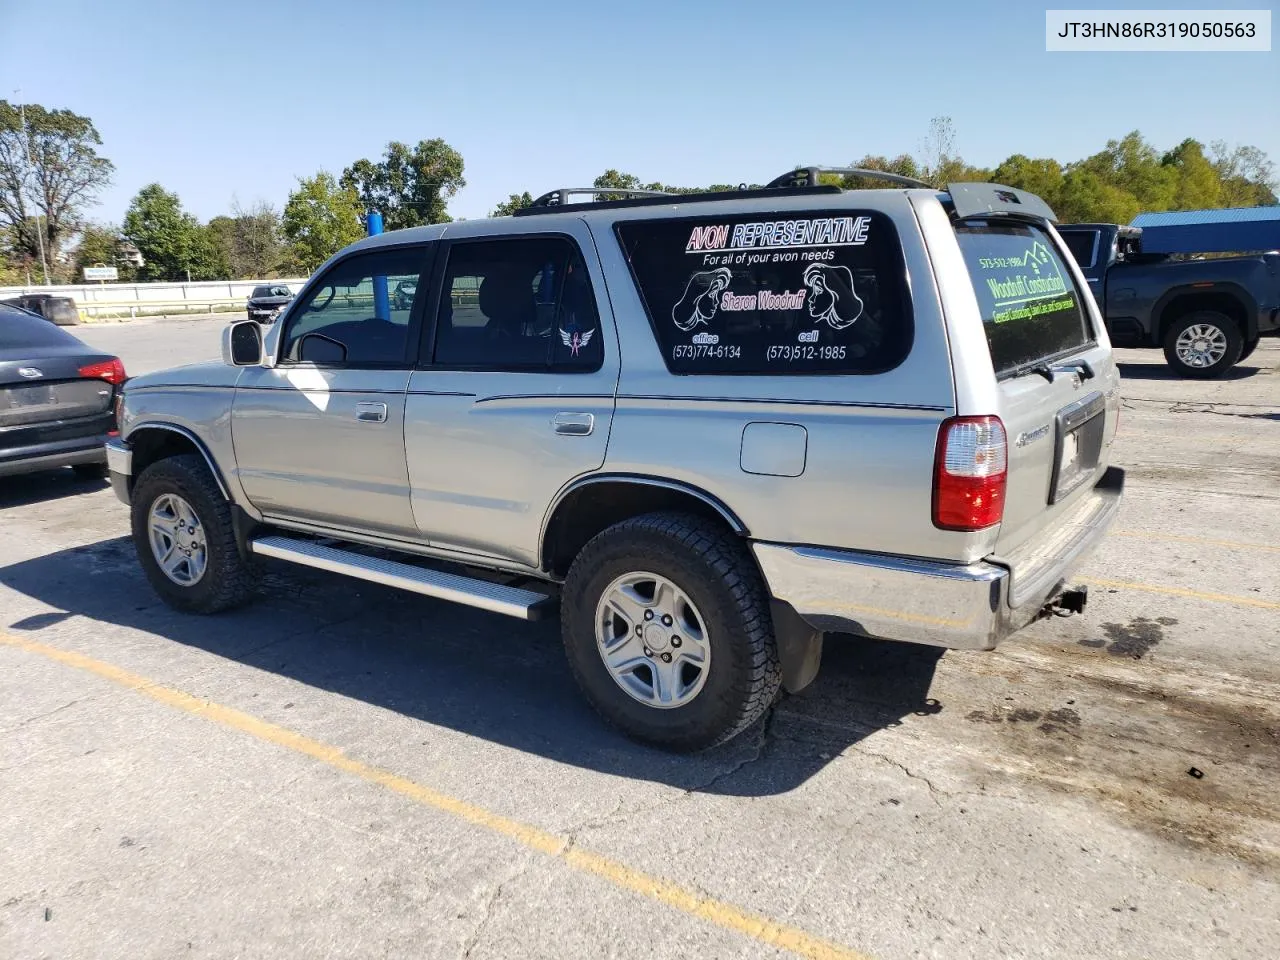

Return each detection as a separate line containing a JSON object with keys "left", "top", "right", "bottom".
{"left": 106, "top": 169, "right": 1123, "bottom": 751}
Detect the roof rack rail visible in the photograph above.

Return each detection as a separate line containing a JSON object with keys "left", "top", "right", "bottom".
{"left": 766, "top": 167, "right": 933, "bottom": 190}
{"left": 528, "top": 187, "right": 672, "bottom": 209}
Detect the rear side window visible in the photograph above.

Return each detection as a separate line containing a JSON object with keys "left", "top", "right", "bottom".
{"left": 954, "top": 221, "right": 1093, "bottom": 377}
{"left": 0, "top": 304, "right": 81, "bottom": 348}
{"left": 615, "top": 210, "right": 912, "bottom": 374}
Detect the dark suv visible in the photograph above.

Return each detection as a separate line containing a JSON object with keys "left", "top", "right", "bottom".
{"left": 1, "top": 294, "right": 80, "bottom": 326}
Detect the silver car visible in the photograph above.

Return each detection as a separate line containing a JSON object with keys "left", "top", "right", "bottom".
{"left": 106, "top": 170, "right": 1123, "bottom": 750}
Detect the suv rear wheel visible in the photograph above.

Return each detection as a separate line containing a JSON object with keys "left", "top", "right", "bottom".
{"left": 130, "top": 454, "right": 256, "bottom": 613}
{"left": 561, "top": 512, "right": 781, "bottom": 751}
{"left": 1163, "top": 311, "right": 1243, "bottom": 379}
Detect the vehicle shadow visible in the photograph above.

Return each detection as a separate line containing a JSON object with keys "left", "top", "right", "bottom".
{"left": 0, "top": 469, "right": 109, "bottom": 508}
{"left": 0, "top": 536, "right": 945, "bottom": 797}
{"left": 1116, "top": 362, "right": 1261, "bottom": 381}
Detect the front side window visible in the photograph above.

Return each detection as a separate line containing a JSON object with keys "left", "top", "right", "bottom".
{"left": 616, "top": 210, "right": 912, "bottom": 374}
{"left": 954, "top": 220, "right": 1093, "bottom": 377}
{"left": 282, "top": 247, "right": 427, "bottom": 365}
{"left": 431, "top": 236, "right": 603, "bottom": 371}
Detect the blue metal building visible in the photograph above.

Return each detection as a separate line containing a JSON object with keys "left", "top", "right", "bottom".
{"left": 1130, "top": 206, "right": 1280, "bottom": 254}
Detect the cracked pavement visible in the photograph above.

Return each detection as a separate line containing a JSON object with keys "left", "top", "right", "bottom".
{"left": 1, "top": 320, "right": 1278, "bottom": 959}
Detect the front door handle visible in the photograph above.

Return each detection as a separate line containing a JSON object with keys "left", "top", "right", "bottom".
{"left": 553, "top": 412, "right": 594, "bottom": 436}
{"left": 356, "top": 401, "right": 388, "bottom": 423}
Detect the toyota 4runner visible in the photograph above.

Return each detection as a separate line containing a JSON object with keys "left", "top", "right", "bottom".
{"left": 106, "top": 169, "right": 1124, "bottom": 751}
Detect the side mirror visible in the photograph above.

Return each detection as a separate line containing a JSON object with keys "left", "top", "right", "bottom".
{"left": 222, "top": 320, "right": 263, "bottom": 366}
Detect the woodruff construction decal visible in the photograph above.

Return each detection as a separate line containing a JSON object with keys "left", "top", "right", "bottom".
{"left": 617, "top": 210, "right": 907, "bottom": 374}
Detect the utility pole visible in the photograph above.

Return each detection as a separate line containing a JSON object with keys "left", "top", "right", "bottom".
{"left": 14, "top": 91, "right": 51, "bottom": 286}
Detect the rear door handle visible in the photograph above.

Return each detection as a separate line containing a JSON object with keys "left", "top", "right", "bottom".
{"left": 553, "top": 412, "right": 594, "bottom": 436}
{"left": 356, "top": 401, "right": 388, "bottom": 423}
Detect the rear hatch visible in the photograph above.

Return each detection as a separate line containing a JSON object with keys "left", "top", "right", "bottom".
{"left": 952, "top": 218, "right": 1120, "bottom": 586}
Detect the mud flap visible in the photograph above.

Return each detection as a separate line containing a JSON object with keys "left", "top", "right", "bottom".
{"left": 771, "top": 600, "right": 823, "bottom": 694}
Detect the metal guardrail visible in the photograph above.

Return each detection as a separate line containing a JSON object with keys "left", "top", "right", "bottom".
{"left": 80, "top": 298, "right": 247, "bottom": 320}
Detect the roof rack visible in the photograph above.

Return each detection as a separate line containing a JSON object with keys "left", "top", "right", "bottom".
{"left": 528, "top": 187, "right": 671, "bottom": 209}
{"left": 765, "top": 167, "right": 933, "bottom": 190}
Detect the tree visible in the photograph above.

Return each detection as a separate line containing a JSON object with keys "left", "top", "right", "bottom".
{"left": 491, "top": 191, "right": 533, "bottom": 217}
{"left": 122, "top": 184, "right": 223, "bottom": 281}
{"left": 0, "top": 101, "right": 114, "bottom": 266}
{"left": 282, "top": 171, "right": 365, "bottom": 273}
{"left": 1161, "top": 139, "right": 1221, "bottom": 210}
{"left": 1077, "top": 132, "right": 1177, "bottom": 212}
{"left": 1054, "top": 169, "right": 1141, "bottom": 225}
{"left": 1210, "top": 141, "right": 1278, "bottom": 206}
{"left": 208, "top": 200, "right": 285, "bottom": 278}
{"left": 73, "top": 222, "right": 136, "bottom": 282}
{"left": 839, "top": 154, "right": 924, "bottom": 190}
{"left": 990, "top": 155, "right": 1065, "bottom": 207}
{"left": 341, "top": 138, "right": 465, "bottom": 230}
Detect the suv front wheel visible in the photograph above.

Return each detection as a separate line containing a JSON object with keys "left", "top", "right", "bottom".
{"left": 130, "top": 454, "right": 257, "bottom": 613}
{"left": 561, "top": 512, "right": 782, "bottom": 751}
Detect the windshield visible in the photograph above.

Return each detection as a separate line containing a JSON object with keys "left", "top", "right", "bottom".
{"left": 954, "top": 220, "right": 1093, "bottom": 376}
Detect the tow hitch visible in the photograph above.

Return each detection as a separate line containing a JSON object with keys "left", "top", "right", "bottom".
{"left": 1045, "top": 585, "right": 1089, "bottom": 618}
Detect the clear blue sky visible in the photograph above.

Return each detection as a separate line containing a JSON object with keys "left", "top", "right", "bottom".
{"left": 2, "top": 0, "right": 1277, "bottom": 225}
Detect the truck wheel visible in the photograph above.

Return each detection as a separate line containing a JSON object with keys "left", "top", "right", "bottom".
{"left": 130, "top": 453, "right": 256, "bottom": 614}
{"left": 1163, "top": 311, "right": 1243, "bottom": 379}
{"left": 1240, "top": 336, "right": 1260, "bottom": 362}
{"left": 561, "top": 512, "right": 781, "bottom": 752}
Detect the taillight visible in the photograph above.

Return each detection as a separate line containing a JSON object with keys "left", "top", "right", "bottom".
{"left": 79, "top": 357, "right": 127, "bottom": 385}
{"left": 933, "top": 416, "right": 1007, "bottom": 531}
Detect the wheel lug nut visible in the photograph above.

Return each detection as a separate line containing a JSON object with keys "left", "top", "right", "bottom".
{"left": 635, "top": 624, "right": 643, "bottom": 635}
{"left": 660, "top": 652, "right": 672, "bottom": 663}
{"left": 671, "top": 636, "right": 682, "bottom": 647}
{"left": 643, "top": 610, "right": 654, "bottom": 621}
{"left": 643, "top": 647, "right": 653, "bottom": 658}
{"left": 661, "top": 615, "right": 673, "bottom": 626}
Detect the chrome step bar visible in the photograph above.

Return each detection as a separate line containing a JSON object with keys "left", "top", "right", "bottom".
{"left": 249, "top": 535, "right": 555, "bottom": 621}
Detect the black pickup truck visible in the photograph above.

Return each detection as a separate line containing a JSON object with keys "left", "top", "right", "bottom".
{"left": 1057, "top": 223, "right": 1280, "bottom": 377}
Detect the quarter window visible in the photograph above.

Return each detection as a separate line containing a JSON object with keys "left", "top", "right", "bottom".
{"left": 282, "top": 247, "right": 428, "bottom": 365}
{"left": 431, "top": 237, "right": 603, "bottom": 371}
{"left": 615, "top": 210, "right": 912, "bottom": 374}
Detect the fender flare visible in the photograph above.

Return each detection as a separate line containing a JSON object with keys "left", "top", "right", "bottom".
{"left": 1152, "top": 281, "right": 1258, "bottom": 342}
{"left": 123, "top": 422, "right": 233, "bottom": 501}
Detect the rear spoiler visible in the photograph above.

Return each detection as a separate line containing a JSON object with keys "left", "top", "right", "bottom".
{"left": 947, "top": 182, "right": 1058, "bottom": 223}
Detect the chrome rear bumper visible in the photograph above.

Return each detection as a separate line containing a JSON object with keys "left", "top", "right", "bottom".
{"left": 105, "top": 436, "right": 132, "bottom": 505}
{"left": 754, "top": 467, "right": 1124, "bottom": 651}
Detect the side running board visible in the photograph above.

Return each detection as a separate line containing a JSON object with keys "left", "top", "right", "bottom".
{"left": 249, "top": 535, "right": 555, "bottom": 621}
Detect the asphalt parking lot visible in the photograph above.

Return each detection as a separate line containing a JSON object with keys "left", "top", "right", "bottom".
{"left": 2, "top": 316, "right": 1278, "bottom": 960}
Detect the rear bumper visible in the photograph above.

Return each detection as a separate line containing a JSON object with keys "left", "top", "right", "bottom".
{"left": 106, "top": 436, "right": 132, "bottom": 504}
{"left": 0, "top": 435, "right": 109, "bottom": 478}
{"left": 754, "top": 467, "right": 1124, "bottom": 651}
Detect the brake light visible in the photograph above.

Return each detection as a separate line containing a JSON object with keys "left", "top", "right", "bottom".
{"left": 933, "top": 416, "right": 1007, "bottom": 531}
{"left": 79, "top": 357, "right": 127, "bottom": 385}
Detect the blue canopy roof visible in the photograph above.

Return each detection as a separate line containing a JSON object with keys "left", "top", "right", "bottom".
{"left": 1130, "top": 206, "right": 1280, "bottom": 254}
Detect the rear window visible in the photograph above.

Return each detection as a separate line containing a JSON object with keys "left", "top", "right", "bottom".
{"left": 1057, "top": 230, "right": 1098, "bottom": 269}
{"left": 0, "top": 304, "right": 82, "bottom": 348}
{"left": 954, "top": 220, "right": 1092, "bottom": 376}
{"left": 615, "top": 210, "right": 912, "bottom": 374}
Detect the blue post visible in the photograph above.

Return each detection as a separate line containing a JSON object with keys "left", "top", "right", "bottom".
{"left": 367, "top": 211, "right": 390, "bottom": 320}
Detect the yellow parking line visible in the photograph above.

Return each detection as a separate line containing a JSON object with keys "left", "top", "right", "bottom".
{"left": 1113, "top": 529, "right": 1280, "bottom": 554}
{"left": 0, "top": 631, "right": 871, "bottom": 960}
{"left": 1081, "top": 577, "right": 1280, "bottom": 611}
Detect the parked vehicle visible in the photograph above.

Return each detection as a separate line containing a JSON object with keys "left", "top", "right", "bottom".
{"left": 1, "top": 302, "right": 126, "bottom": 479}
{"left": 1057, "top": 223, "right": 1280, "bottom": 377}
{"left": 245, "top": 284, "right": 294, "bottom": 323}
{"left": 1, "top": 293, "right": 80, "bottom": 326}
{"left": 107, "top": 171, "right": 1123, "bottom": 750}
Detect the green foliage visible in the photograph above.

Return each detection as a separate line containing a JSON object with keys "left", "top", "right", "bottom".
{"left": 282, "top": 172, "right": 365, "bottom": 274}
{"left": 491, "top": 191, "right": 534, "bottom": 217}
{"left": 0, "top": 100, "right": 114, "bottom": 266}
{"left": 73, "top": 222, "right": 137, "bottom": 282}
{"left": 341, "top": 139, "right": 465, "bottom": 230}
{"left": 207, "top": 201, "right": 285, "bottom": 278}
{"left": 123, "top": 184, "right": 223, "bottom": 281}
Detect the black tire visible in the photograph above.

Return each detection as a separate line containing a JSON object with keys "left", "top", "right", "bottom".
{"left": 1162, "top": 311, "right": 1243, "bottom": 379}
{"left": 561, "top": 512, "right": 781, "bottom": 752}
{"left": 71, "top": 462, "right": 108, "bottom": 480}
{"left": 1240, "top": 336, "right": 1260, "bottom": 362}
{"left": 130, "top": 453, "right": 256, "bottom": 614}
